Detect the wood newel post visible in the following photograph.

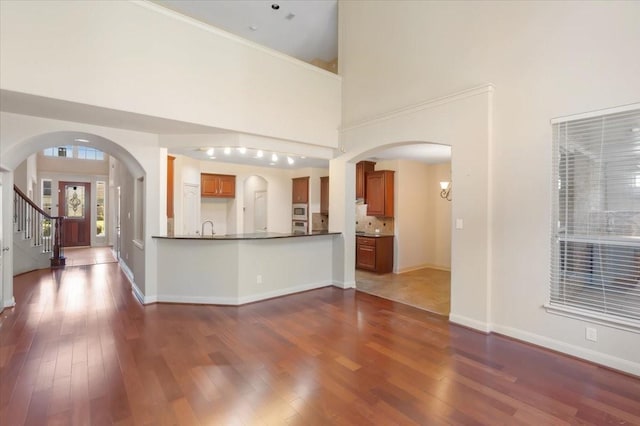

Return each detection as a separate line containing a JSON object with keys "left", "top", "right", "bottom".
{"left": 51, "top": 216, "right": 66, "bottom": 268}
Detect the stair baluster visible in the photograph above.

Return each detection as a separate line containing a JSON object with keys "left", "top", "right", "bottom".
{"left": 13, "top": 185, "right": 66, "bottom": 268}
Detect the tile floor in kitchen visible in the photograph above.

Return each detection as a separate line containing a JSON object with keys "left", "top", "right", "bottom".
{"left": 356, "top": 267, "right": 451, "bottom": 316}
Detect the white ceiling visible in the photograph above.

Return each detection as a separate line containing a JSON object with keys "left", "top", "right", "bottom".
{"left": 154, "top": 0, "right": 338, "bottom": 63}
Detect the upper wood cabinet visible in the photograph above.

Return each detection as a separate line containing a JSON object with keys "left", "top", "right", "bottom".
{"left": 201, "top": 173, "right": 236, "bottom": 198}
{"left": 292, "top": 177, "right": 309, "bottom": 203}
{"left": 366, "top": 170, "right": 394, "bottom": 217}
{"left": 320, "top": 176, "right": 329, "bottom": 215}
{"left": 356, "top": 161, "right": 376, "bottom": 200}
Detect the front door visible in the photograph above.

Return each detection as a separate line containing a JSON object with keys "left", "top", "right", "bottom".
{"left": 59, "top": 182, "right": 91, "bottom": 247}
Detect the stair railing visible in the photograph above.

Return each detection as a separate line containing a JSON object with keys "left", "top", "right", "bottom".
{"left": 13, "top": 185, "right": 66, "bottom": 268}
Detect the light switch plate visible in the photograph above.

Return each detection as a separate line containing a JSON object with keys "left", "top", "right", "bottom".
{"left": 456, "top": 219, "right": 464, "bottom": 230}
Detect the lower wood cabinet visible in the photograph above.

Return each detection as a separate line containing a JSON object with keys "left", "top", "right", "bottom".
{"left": 356, "top": 235, "right": 393, "bottom": 273}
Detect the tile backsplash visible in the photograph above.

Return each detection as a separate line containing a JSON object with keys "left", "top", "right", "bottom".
{"left": 312, "top": 213, "right": 329, "bottom": 231}
{"left": 355, "top": 203, "right": 394, "bottom": 234}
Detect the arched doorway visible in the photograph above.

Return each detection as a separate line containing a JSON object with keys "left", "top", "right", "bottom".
{"left": 350, "top": 142, "right": 452, "bottom": 315}
{"left": 1, "top": 130, "right": 149, "bottom": 309}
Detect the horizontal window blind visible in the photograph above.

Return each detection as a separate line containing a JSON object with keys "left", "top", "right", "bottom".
{"left": 550, "top": 106, "right": 640, "bottom": 327}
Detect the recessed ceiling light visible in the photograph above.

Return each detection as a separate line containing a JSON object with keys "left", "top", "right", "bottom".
{"left": 271, "top": 153, "right": 278, "bottom": 162}
{"left": 206, "top": 148, "right": 214, "bottom": 156}
{"left": 224, "top": 147, "right": 231, "bottom": 155}
{"left": 74, "top": 138, "right": 90, "bottom": 143}
{"left": 256, "top": 150, "right": 264, "bottom": 158}
{"left": 271, "top": 4, "right": 280, "bottom": 10}
{"left": 632, "top": 127, "right": 640, "bottom": 133}
{"left": 285, "top": 13, "right": 295, "bottom": 20}
{"left": 237, "top": 147, "right": 247, "bottom": 154}
{"left": 287, "top": 156, "right": 294, "bottom": 165}
{"left": 249, "top": 25, "right": 258, "bottom": 31}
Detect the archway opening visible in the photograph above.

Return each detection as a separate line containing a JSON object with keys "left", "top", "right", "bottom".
{"left": 351, "top": 141, "right": 452, "bottom": 316}
{"left": 2, "top": 130, "right": 147, "bottom": 307}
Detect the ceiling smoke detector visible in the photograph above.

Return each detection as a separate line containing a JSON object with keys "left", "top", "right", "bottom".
{"left": 271, "top": 4, "right": 280, "bottom": 10}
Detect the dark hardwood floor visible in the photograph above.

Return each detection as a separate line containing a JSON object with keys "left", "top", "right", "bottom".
{"left": 1, "top": 263, "right": 639, "bottom": 425}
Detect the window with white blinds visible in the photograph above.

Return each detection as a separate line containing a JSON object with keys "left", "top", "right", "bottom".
{"left": 548, "top": 105, "right": 640, "bottom": 331}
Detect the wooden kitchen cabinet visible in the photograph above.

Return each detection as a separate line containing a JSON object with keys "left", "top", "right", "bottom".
{"left": 366, "top": 170, "right": 394, "bottom": 217}
{"left": 292, "top": 177, "right": 309, "bottom": 203}
{"left": 356, "top": 235, "right": 394, "bottom": 273}
{"left": 320, "top": 176, "right": 329, "bottom": 215}
{"left": 201, "top": 173, "right": 236, "bottom": 198}
{"left": 356, "top": 161, "right": 376, "bottom": 200}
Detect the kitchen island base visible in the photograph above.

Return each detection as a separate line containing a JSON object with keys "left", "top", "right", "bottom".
{"left": 154, "top": 233, "right": 339, "bottom": 305}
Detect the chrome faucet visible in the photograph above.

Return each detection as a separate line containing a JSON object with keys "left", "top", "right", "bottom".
{"left": 201, "top": 220, "right": 215, "bottom": 236}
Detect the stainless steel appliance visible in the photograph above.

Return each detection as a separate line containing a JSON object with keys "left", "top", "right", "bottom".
{"left": 292, "top": 220, "right": 308, "bottom": 234}
{"left": 292, "top": 203, "right": 307, "bottom": 221}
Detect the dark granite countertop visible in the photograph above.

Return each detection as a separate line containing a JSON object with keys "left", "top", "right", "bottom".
{"left": 355, "top": 232, "right": 394, "bottom": 238}
{"left": 153, "top": 231, "right": 340, "bottom": 241}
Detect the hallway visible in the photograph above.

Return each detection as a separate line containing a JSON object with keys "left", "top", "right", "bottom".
{"left": 62, "top": 246, "right": 117, "bottom": 267}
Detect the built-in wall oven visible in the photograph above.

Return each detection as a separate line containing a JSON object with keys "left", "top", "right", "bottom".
{"left": 292, "top": 220, "right": 308, "bottom": 234}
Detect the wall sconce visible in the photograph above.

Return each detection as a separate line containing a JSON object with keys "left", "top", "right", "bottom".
{"left": 440, "top": 181, "right": 452, "bottom": 201}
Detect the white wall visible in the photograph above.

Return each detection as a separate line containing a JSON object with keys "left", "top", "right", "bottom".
{"left": 339, "top": 1, "right": 640, "bottom": 374}
{"left": 0, "top": 0, "right": 341, "bottom": 148}
{"left": 376, "top": 159, "right": 452, "bottom": 273}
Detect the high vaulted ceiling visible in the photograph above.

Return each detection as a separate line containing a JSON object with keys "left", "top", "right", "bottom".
{"left": 154, "top": 0, "right": 338, "bottom": 66}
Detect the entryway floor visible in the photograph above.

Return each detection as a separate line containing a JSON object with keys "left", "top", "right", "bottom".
{"left": 356, "top": 267, "right": 451, "bottom": 316}
{"left": 63, "top": 246, "right": 117, "bottom": 267}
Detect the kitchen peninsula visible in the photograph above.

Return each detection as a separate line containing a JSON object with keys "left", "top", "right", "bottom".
{"left": 153, "top": 231, "right": 341, "bottom": 305}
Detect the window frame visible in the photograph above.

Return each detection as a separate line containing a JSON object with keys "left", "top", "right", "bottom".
{"left": 545, "top": 103, "right": 640, "bottom": 333}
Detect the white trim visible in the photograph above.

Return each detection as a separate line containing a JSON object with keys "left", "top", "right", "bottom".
{"left": 132, "top": 239, "right": 144, "bottom": 250}
{"left": 3, "top": 297, "right": 16, "bottom": 309}
{"left": 395, "top": 264, "right": 451, "bottom": 274}
{"left": 119, "top": 258, "right": 134, "bottom": 282}
{"left": 340, "top": 84, "right": 495, "bottom": 132}
{"left": 551, "top": 102, "right": 640, "bottom": 124}
{"left": 544, "top": 303, "right": 640, "bottom": 334}
{"left": 332, "top": 280, "right": 356, "bottom": 289}
{"left": 130, "top": 281, "right": 146, "bottom": 305}
{"left": 491, "top": 323, "right": 640, "bottom": 377}
{"left": 118, "top": 258, "right": 156, "bottom": 305}
{"left": 157, "top": 281, "right": 334, "bottom": 306}
{"left": 449, "top": 313, "right": 491, "bottom": 333}
{"left": 132, "top": 1, "right": 341, "bottom": 80}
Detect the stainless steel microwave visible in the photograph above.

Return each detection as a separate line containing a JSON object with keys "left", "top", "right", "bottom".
{"left": 292, "top": 203, "right": 307, "bottom": 221}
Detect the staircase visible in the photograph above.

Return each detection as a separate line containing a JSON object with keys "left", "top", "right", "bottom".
{"left": 13, "top": 185, "right": 65, "bottom": 274}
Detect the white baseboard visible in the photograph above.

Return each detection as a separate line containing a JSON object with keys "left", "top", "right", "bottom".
{"left": 395, "top": 263, "right": 451, "bottom": 274}
{"left": 157, "top": 281, "right": 333, "bottom": 306}
{"left": 237, "top": 281, "right": 332, "bottom": 305}
{"left": 449, "top": 313, "right": 491, "bottom": 333}
{"left": 3, "top": 297, "right": 16, "bottom": 309}
{"left": 491, "top": 323, "right": 640, "bottom": 377}
{"left": 118, "top": 259, "right": 155, "bottom": 305}
{"left": 332, "top": 280, "right": 356, "bottom": 289}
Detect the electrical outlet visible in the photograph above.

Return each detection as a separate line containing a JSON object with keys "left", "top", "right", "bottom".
{"left": 585, "top": 327, "right": 597, "bottom": 342}
{"left": 257, "top": 275, "right": 262, "bottom": 284}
